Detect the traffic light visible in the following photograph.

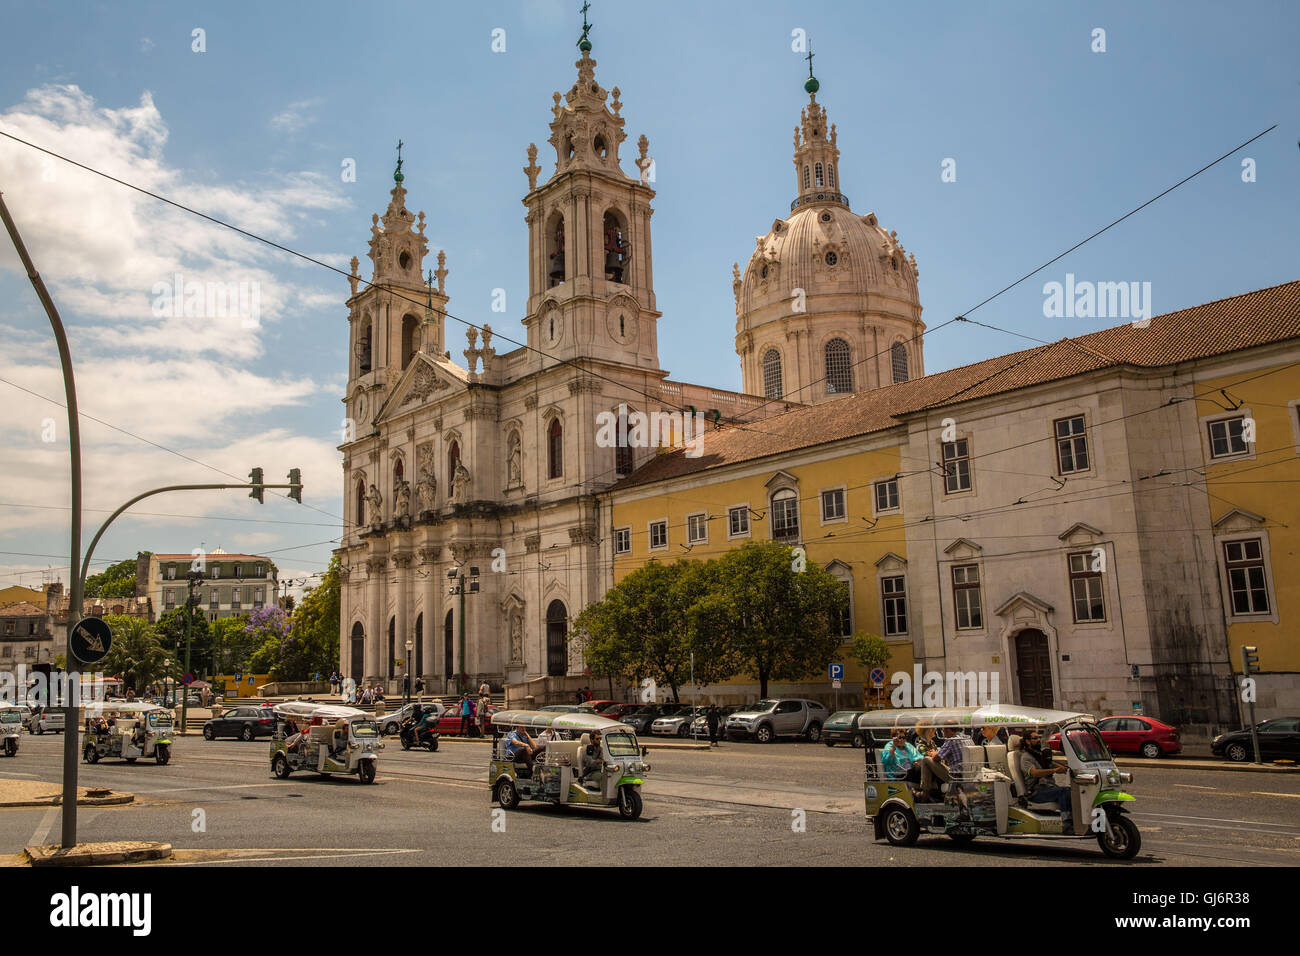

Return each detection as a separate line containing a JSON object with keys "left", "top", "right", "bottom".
{"left": 1241, "top": 645, "right": 1259, "bottom": 675}
{"left": 249, "top": 466, "right": 264, "bottom": 503}
{"left": 287, "top": 467, "right": 302, "bottom": 503}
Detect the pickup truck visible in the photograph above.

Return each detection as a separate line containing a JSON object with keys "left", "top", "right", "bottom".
{"left": 725, "top": 698, "right": 830, "bottom": 743}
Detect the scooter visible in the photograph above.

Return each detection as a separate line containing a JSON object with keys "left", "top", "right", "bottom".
{"left": 399, "top": 720, "right": 440, "bottom": 752}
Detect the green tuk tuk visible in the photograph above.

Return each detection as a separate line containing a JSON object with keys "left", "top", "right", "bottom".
{"left": 490, "top": 710, "right": 650, "bottom": 820}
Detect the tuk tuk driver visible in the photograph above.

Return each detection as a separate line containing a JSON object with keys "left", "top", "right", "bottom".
{"left": 503, "top": 725, "right": 536, "bottom": 772}
{"left": 331, "top": 717, "right": 349, "bottom": 756}
{"left": 580, "top": 730, "right": 604, "bottom": 780}
{"left": 1020, "top": 730, "right": 1072, "bottom": 825}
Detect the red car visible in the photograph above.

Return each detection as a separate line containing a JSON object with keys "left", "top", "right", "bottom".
{"left": 1050, "top": 716, "right": 1181, "bottom": 758}
{"left": 434, "top": 705, "right": 498, "bottom": 736}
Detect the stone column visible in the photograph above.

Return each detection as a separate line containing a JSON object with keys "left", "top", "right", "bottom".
{"left": 338, "top": 564, "right": 351, "bottom": 677}
{"left": 365, "top": 555, "right": 385, "bottom": 681}
{"left": 393, "top": 551, "right": 412, "bottom": 692}
{"left": 419, "top": 546, "right": 439, "bottom": 684}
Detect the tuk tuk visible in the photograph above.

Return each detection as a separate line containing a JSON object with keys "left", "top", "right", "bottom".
{"left": 859, "top": 705, "right": 1140, "bottom": 859}
{"left": 82, "top": 702, "right": 174, "bottom": 765}
{"left": 1, "top": 704, "right": 21, "bottom": 757}
{"left": 269, "top": 701, "right": 382, "bottom": 784}
{"left": 490, "top": 710, "right": 650, "bottom": 820}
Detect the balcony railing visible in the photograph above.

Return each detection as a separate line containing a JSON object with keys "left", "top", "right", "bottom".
{"left": 790, "top": 191, "right": 850, "bottom": 212}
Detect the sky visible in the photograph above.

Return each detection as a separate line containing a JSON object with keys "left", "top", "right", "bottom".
{"left": 0, "top": 0, "right": 1296, "bottom": 596}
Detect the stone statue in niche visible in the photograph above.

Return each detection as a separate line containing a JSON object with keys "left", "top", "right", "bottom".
{"left": 395, "top": 479, "right": 411, "bottom": 522}
{"left": 509, "top": 610, "right": 524, "bottom": 663}
{"left": 451, "top": 460, "right": 472, "bottom": 505}
{"left": 365, "top": 483, "right": 383, "bottom": 527}
{"left": 507, "top": 435, "right": 522, "bottom": 487}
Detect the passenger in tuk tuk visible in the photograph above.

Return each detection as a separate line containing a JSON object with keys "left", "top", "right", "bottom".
{"left": 920, "top": 721, "right": 970, "bottom": 813}
{"left": 131, "top": 714, "right": 147, "bottom": 749}
{"left": 285, "top": 717, "right": 305, "bottom": 753}
{"left": 912, "top": 721, "right": 940, "bottom": 754}
{"left": 503, "top": 726, "right": 536, "bottom": 774}
{"left": 880, "top": 730, "right": 924, "bottom": 788}
{"left": 330, "top": 717, "right": 349, "bottom": 756}
{"left": 976, "top": 725, "right": 1006, "bottom": 746}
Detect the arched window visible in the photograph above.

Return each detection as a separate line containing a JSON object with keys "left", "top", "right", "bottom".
{"left": 355, "top": 478, "right": 366, "bottom": 526}
{"left": 615, "top": 408, "right": 633, "bottom": 476}
{"left": 547, "top": 418, "right": 563, "bottom": 479}
{"left": 825, "top": 338, "right": 853, "bottom": 394}
{"left": 602, "top": 211, "right": 626, "bottom": 283}
{"left": 815, "top": 162, "right": 824, "bottom": 187}
{"left": 547, "top": 213, "right": 566, "bottom": 287}
{"left": 546, "top": 600, "right": 568, "bottom": 676}
{"left": 401, "top": 313, "right": 419, "bottom": 369}
{"left": 891, "top": 341, "right": 910, "bottom": 384}
{"left": 349, "top": 621, "right": 364, "bottom": 679}
{"left": 448, "top": 440, "right": 460, "bottom": 482}
{"left": 393, "top": 458, "right": 403, "bottom": 489}
{"left": 803, "top": 165, "right": 810, "bottom": 189}
{"left": 770, "top": 489, "right": 800, "bottom": 543}
{"left": 827, "top": 163, "right": 835, "bottom": 187}
{"left": 761, "top": 349, "right": 783, "bottom": 399}
{"left": 827, "top": 563, "right": 853, "bottom": 638}
{"left": 356, "top": 320, "right": 372, "bottom": 374}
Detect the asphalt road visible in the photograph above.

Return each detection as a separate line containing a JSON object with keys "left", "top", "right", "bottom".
{"left": 1, "top": 733, "right": 1297, "bottom": 866}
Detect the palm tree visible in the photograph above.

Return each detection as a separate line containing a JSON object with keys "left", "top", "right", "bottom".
{"left": 101, "top": 617, "right": 168, "bottom": 695}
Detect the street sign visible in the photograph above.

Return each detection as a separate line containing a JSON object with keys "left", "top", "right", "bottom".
{"left": 828, "top": 663, "right": 843, "bottom": 680}
{"left": 832, "top": 679, "right": 842, "bottom": 689}
{"left": 183, "top": 673, "right": 194, "bottom": 685}
{"left": 870, "top": 667, "right": 886, "bottom": 688}
{"left": 69, "top": 616, "right": 112, "bottom": 664}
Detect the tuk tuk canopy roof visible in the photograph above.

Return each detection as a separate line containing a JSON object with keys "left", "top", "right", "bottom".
{"left": 856, "top": 704, "right": 1096, "bottom": 731}
{"left": 493, "top": 710, "right": 634, "bottom": 734}
{"left": 93, "top": 701, "right": 170, "bottom": 716}
{"left": 272, "top": 701, "right": 368, "bottom": 721}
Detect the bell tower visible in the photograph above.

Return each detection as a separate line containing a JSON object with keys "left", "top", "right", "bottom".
{"left": 520, "top": 11, "right": 661, "bottom": 370}
{"left": 792, "top": 48, "right": 843, "bottom": 203}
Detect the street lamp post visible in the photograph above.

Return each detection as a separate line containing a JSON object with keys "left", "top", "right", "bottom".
{"left": 181, "top": 571, "right": 202, "bottom": 734}
{"left": 404, "top": 639, "right": 413, "bottom": 705}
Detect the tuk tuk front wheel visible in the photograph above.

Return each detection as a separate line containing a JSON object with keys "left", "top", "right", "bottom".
{"left": 1098, "top": 813, "right": 1141, "bottom": 860}
{"left": 358, "top": 760, "right": 376, "bottom": 784}
{"left": 4, "top": 739, "right": 15, "bottom": 757}
{"left": 495, "top": 778, "right": 519, "bottom": 809}
{"left": 883, "top": 806, "right": 920, "bottom": 847}
{"left": 618, "top": 786, "right": 643, "bottom": 821}
{"left": 155, "top": 744, "right": 170, "bottom": 766}
{"left": 272, "top": 753, "right": 291, "bottom": 779}
{"left": 83, "top": 745, "right": 99, "bottom": 764}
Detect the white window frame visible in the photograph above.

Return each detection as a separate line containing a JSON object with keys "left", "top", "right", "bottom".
{"left": 1067, "top": 552, "right": 1106, "bottom": 623}
{"left": 881, "top": 574, "right": 908, "bottom": 637}
{"left": 1215, "top": 534, "right": 1277, "bottom": 623}
{"left": 770, "top": 490, "right": 800, "bottom": 543}
{"left": 614, "top": 527, "right": 632, "bottom": 555}
{"left": 165, "top": 565, "right": 176, "bottom": 580}
{"left": 727, "top": 504, "right": 751, "bottom": 540}
{"left": 941, "top": 437, "right": 975, "bottom": 496}
{"left": 952, "top": 563, "right": 984, "bottom": 630}
{"left": 819, "top": 485, "right": 847, "bottom": 525}
{"left": 686, "top": 512, "right": 709, "bottom": 545}
{"left": 1201, "top": 410, "right": 1255, "bottom": 463}
{"left": 1053, "top": 414, "right": 1092, "bottom": 476}
{"left": 211, "top": 565, "right": 220, "bottom": 579}
{"left": 648, "top": 519, "right": 668, "bottom": 552}
{"left": 871, "top": 476, "right": 900, "bottom": 516}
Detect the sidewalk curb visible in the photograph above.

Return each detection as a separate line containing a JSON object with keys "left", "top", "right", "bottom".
{"left": 24, "top": 841, "right": 171, "bottom": 867}
{"left": 0, "top": 790, "right": 135, "bottom": 809}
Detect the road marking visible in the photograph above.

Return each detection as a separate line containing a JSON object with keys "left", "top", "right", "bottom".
{"left": 28, "top": 807, "right": 58, "bottom": 846}
{"left": 0, "top": 771, "right": 40, "bottom": 779}
{"left": 169, "top": 848, "right": 421, "bottom": 866}
{"left": 1173, "top": 784, "right": 1217, "bottom": 790}
{"left": 1251, "top": 791, "right": 1300, "bottom": 799}
{"left": 1140, "top": 811, "right": 1300, "bottom": 832}
{"left": 134, "top": 782, "right": 287, "bottom": 795}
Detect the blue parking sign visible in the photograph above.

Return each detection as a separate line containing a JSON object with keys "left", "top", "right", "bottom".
{"left": 828, "top": 663, "right": 844, "bottom": 680}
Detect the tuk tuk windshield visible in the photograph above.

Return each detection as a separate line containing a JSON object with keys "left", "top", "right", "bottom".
{"left": 351, "top": 720, "right": 378, "bottom": 739}
{"left": 1064, "top": 725, "right": 1110, "bottom": 762}
{"left": 604, "top": 732, "right": 639, "bottom": 757}
{"left": 148, "top": 712, "right": 172, "bottom": 728}
{"left": 0, "top": 711, "right": 19, "bottom": 724}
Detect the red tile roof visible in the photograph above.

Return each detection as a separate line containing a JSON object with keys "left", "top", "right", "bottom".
{"left": 0, "top": 601, "right": 45, "bottom": 617}
{"left": 613, "top": 280, "right": 1300, "bottom": 490}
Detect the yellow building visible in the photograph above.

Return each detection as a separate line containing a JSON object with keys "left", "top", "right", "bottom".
{"left": 601, "top": 403, "right": 916, "bottom": 706}
{"left": 1196, "top": 344, "right": 1300, "bottom": 715}
{"left": 0, "top": 584, "right": 46, "bottom": 609}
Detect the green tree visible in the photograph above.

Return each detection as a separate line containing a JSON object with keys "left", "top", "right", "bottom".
{"left": 573, "top": 559, "right": 735, "bottom": 702}
{"left": 709, "top": 542, "right": 848, "bottom": 698}
{"left": 84, "top": 558, "right": 137, "bottom": 599}
{"left": 247, "top": 560, "right": 340, "bottom": 682}
{"left": 849, "top": 632, "right": 892, "bottom": 673}
{"left": 155, "top": 603, "right": 211, "bottom": 657}
{"left": 99, "top": 616, "right": 168, "bottom": 694}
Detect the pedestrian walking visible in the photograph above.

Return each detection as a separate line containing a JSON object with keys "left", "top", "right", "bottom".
{"left": 459, "top": 695, "right": 472, "bottom": 736}
{"left": 478, "top": 694, "right": 491, "bottom": 735}
{"left": 705, "top": 705, "right": 721, "bottom": 747}
{"left": 478, "top": 679, "right": 491, "bottom": 697}
{"left": 415, "top": 676, "right": 425, "bottom": 697}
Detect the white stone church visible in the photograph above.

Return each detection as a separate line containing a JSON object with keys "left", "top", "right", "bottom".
{"left": 336, "top": 37, "right": 924, "bottom": 692}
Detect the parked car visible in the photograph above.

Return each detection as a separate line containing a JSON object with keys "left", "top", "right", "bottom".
{"left": 821, "top": 710, "right": 868, "bottom": 747}
{"left": 28, "top": 708, "right": 64, "bottom": 735}
{"left": 539, "top": 704, "right": 584, "bottom": 713}
{"left": 1212, "top": 717, "right": 1300, "bottom": 762}
{"left": 435, "top": 704, "right": 498, "bottom": 736}
{"left": 1048, "top": 715, "right": 1180, "bottom": 758}
{"left": 578, "top": 700, "right": 635, "bottom": 720}
{"left": 622, "top": 703, "right": 688, "bottom": 736}
{"left": 725, "top": 698, "right": 830, "bottom": 743}
{"left": 690, "top": 705, "right": 746, "bottom": 738}
{"left": 651, "top": 707, "right": 707, "bottom": 737}
{"left": 202, "top": 706, "right": 276, "bottom": 741}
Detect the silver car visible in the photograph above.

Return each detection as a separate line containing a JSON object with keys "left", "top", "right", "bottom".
{"left": 724, "top": 698, "right": 830, "bottom": 743}
{"left": 650, "top": 707, "right": 706, "bottom": 737}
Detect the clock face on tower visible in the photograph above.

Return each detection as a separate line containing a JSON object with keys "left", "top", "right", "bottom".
{"left": 607, "top": 309, "right": 636, "bottom": 345}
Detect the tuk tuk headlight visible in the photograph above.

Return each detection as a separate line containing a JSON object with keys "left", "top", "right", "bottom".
{"left": 1118, "top": 771, "right": 1132, "bottom": 784}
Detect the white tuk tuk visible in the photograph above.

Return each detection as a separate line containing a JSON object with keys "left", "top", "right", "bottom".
{"left": 269, "top": 701, "right": 383, "bottom": 784}
{"left": 82, "top": 701, "right": 174, "bottom": 765}
{"left": 1, "top": 703, "right": 21, "bottom": 757}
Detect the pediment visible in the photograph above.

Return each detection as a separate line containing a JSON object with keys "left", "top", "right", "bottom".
{"left": 1212, "top": 508, "right": 1265, "bottom": 533}
{"left": 994, "top": 590, "right": 1055, "bottom": 619}
{"left": 943, "top": 537, "right": 983, "bottom": 559}
{"left": 874, "top": 551, "right": 908, "bottom": 572}
{"left": 377, "top": 354, "right": 466, "bottom": 420}
{"left": 1058, "top": 522, "right": 1103, "bottom": 545}
{"left": 764, "top": 470, "right": 800, "bottom": 492}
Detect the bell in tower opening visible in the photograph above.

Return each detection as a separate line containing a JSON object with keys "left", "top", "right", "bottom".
{"left": 603, "top": 212, "right": 626, "bottom": 283}
{"left": 548, "top": 215, "right": 566, "bottom": 287}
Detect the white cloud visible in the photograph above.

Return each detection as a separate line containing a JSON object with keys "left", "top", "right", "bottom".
{"left": 269, "top": 98, "right": 323, "bottom": 136}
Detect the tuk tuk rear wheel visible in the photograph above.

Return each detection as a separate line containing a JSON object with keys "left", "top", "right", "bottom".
{"left": 358, "top": 760, "right": 376, "bottom": 784}
{"left": 155, "top": 744, "right": 170, "bottom": 766}
{"left": 4, "top": 739, "right": 16, "bottom": 757}
{"left": 1098, "top": 814, "right": 1140, "bottom": 860}
{"left": 125, "top": 757, "right": 137, "bottom": 764}
{"left": 948, "top": 832, "right": 976, "bottom": 845}
{"left": 495, "top": 778, "right": 519, "bottom": 809}
{"left": 618, "top": 786, "right": 643, "bottom": 821}
{"left": 272, "top": 753, "right": 291, "bottom": 779}
{"left": 883, "top": 806, "right": 920, "bottom": 847}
